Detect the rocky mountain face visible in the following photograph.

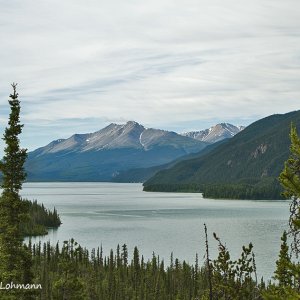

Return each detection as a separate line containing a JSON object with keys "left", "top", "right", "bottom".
{"left": 26, "top": 121, "right": 208, "bottom": 181}
{"left": 35, "top": 121, "right": 209, "bottom": 154}
{"left": 182, "top": 123, "right": 245, "bottom": 143}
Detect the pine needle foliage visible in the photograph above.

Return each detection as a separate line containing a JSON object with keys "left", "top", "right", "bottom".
{"left": 279, "top": 124, "right": 300, "bottom": 255}
{"left": 0, "top": 84, "right": 34, "bottom": 299}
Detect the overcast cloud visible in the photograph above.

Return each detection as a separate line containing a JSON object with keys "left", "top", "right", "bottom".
{"left": 0, "top": 0, "right": 300, "bottom": 150}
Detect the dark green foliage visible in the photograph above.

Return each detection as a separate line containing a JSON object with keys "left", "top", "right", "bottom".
{"left": 0, "top": 84, "right": 34, "bottom": 299}
{"left": 144, "top": 180, "right": 284, "bottom": 200}
{"left": 31, "top": 240, "right": 204, "bottom": 299}
{"left": 144, "top": 183, "right": 204, "bottom": 193}
{"left": 52, "top": 239, "right": 88, "bottom": 299}
{"left": 211, "top": 233, "right": 260, "bottom": 299}
{"left": 279, "top": 124, "right": 300, "bottom": 254}
{"left": 262, "top": 231, "right": 300, "bottom": 299}
{"left": 0, "top": 84, "right": 27, "bottom": 193}
{"left": 21, "top": 200, "right": 61, "bottom": 236}
{"left": 144, "top": 110, "right": 300, "bottom": 199}
{"left": 29, "top": 238, "right": 263, "bottom": 300}
{"left": 262, "top": 124, "right": 300, "bottom": 299}
{"left": 273, "top": 231, "right": 293, "bottom": 286}
{"left": 201, "top": 179, "right": 284, "bottom": 200}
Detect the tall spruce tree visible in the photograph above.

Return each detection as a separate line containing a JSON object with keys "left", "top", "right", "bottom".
{"left": 279, "top": 124, "right": 300, "bottom": 255}
{"left": 263, "top": 231, "right": 300, "bottom": 299}
{"left": 269, "top": 123, "right": 300, "bottom": 297}
{"left": 273, "top": 231, "right": 293, "bottom": 287}
{"left": 0, "top": 84, "right": 33, "bottom": 299}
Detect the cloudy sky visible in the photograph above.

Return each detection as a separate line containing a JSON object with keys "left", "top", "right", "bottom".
{"left": 0, "top": 0, "right": 300, "bottom": 151}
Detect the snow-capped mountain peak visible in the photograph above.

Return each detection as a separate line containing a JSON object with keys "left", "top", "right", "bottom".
{"left": 181, "top": 123, "right": 244, "bottom": 143}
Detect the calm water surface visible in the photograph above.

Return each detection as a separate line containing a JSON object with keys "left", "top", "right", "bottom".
{"left": 22, "top": 182, "right": 290, "bottom": 280}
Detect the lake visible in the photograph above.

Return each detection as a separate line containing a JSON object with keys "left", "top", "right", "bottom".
{"left": 22, "top": 182, "right": 290, "bottom": 280}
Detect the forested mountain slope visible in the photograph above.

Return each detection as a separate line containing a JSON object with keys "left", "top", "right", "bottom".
{"left": 112, "top": 140, "right": 227, "bottom": 182}
{"left": 144, "top": 110, "right": 300, "bottom": 199}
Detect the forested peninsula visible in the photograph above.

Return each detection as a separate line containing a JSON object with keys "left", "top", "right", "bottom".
{"left": 22, "top": 199, "right": 61, "bottom": 236}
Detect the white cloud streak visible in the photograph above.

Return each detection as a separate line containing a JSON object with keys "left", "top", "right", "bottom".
{"left": 0, "top": 0, "right": 299, "bottom": 150}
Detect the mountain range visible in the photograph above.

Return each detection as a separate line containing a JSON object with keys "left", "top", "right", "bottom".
{"left": 143, "top": 110, "right": 300, "bottom": 199}
{"left": 25, "top": 121, "right": 212, "bottom": 181}
{"left": 25, "top": 121, "right": 243, "bottom": 182}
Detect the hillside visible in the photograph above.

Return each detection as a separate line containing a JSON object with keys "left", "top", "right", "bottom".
{"left": 112, "top": 140, "right": 227, "bottom": 182}
{"left": 25, "top": 121, "right": 208, "bottom": 181}
{"left": 143, "top": 110, "right": 300, "bottom": 199}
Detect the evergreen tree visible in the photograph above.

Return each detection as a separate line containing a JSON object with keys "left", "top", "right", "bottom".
{"left": 263, "top": 124, "right": 300, "bottom": 299}
{"left": 52, "top": 240, "right": 88, "bottom": 300}
{"left": 262, "top": 124, "right": 300, "bottom": 299}
{"left": 263, "top": 231, "right": 300, "bottom": 299}
{"left": 0, "top": 84, "right": 33, "bottom": 299}
{"left": 279, "top": 124, "right": 300, "bottom": 255}
{"left": 0, "top": 83, "right": 27, "bottom": 192}
{"left": 274, "top": 231, "right": 293, "bottom": 287}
